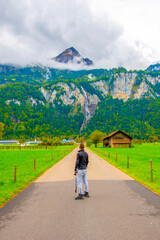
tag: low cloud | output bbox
[0,0,151,70]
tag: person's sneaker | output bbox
[83,192,89,198]
[75,194,84,200]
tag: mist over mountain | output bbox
[53,47,93,66]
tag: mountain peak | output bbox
[146,63,160,72]
[68,47,79,53]
[53,47,93,66]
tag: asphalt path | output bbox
[0,147,160,240]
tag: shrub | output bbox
[86,139,92,147]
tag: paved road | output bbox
[0,147,160,240]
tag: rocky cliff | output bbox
[38,70,159,131]
[0,64,160,133]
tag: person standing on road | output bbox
[74,143,89,200]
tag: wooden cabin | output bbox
[103,130,132,148]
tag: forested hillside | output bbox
[0,64,160,140]
[0,83,84,139]
[82,97,160,139]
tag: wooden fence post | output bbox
[108,152,110,159]
[51,153,53,160]
[150,159,153,182]
[127,156,129,168]
[14,166,17,183]
[34,158,36,171]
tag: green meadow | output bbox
[89,143,160,195]
[0,145,76,206]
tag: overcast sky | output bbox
[0,0,160,70]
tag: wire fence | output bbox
[0,146,75,205]
[89,146,160,186]
[0,145,65,150]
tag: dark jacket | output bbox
[75,149,89,171]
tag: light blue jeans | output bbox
[77,169,88,195]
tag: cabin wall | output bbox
[112,143,130,148]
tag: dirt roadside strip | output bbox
[0,147,160,240]
[35,147,133,182]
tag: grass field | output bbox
[89,143,160,195]
[0,145,77,206]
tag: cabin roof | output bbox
[103,130,132,140]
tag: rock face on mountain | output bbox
[38,70,160,131]
[0,63,160,134]
[40,83,99,132]
[53,47,93,66]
